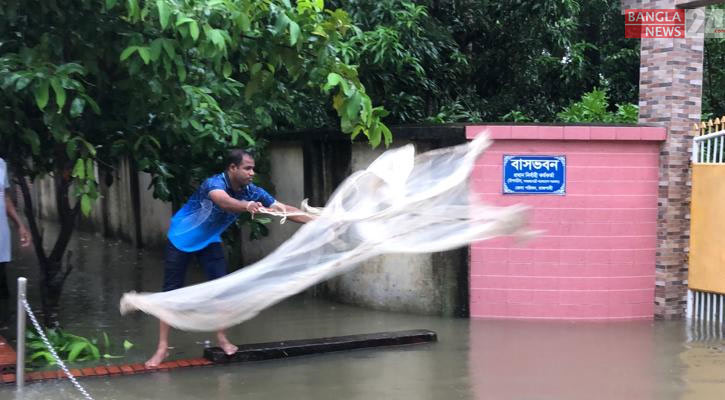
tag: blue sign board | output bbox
[503,155,566,195]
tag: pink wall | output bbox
[467,125,666,320]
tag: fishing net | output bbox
[120,134,531,331]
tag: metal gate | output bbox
[687,119,725,337]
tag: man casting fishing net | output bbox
[121,135,531,364]
[143,149,313,367]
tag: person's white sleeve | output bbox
[2,162,9,189]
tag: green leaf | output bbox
[189,21,199,41]
[161,39,175,58]
[86,159,95,180]
[190,119,203,131]
[157,0,170,29]
[145,135,161,149]
[340,80,353,96]
[123,339,134,351]
[238,130,254,145]
[29,351,54,363]
[323,73,342,92]
[175,16,194,26]
[70,97,85,118]
[83,139,97,156]
[360,96,372,125]
[371,106,389,119]
[66,139,78,159]
[127,0,140,20]
[67,341,88,362]
[223,62,233,78]
[57,63,86,76]
[72,158,85,179]
[314,0,324,10]
[274,13,290,35]
[81,194,92,217]
[23,129,40,155]
[208,29,225,50]
[103,332,110,350]
[133,136,145,152]
[289,21,300,45]
[350,125,363,140]
[380,123,392,147]
[238,12,250,32]
[244,78,260,100]
[89,343,101,359]
[150,39,163,61]
[369,124,382,148]
[81,94,101,114]
[177,62,187,82]
[120,46,138,61]
[26,341,46,350]
[50,78,66,110]
[34,80,49,110]
[2,74,20,90]
[344,91,362,120]
[250,63,263,76]
[137,47,151,64]
[15,76,31,91]
[106,0,118,9]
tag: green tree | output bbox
[702,3,725,119]
[704,39,725,119]
[334,0,639,123]
[329,0,477,123]
[0,0,389,323]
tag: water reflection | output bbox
[678,319,725,400]
[469,320,662,400]
[1,226,724,399]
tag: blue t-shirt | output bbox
[167,173,275,252]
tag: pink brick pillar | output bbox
[622,0,705,318]
[467,125,666,320]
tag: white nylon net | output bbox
[119,134,531,331]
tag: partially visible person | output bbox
[145,149,313,367]
[0,157,31,325]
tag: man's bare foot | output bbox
[216,331,238,356]
[217,335,238,355]
[219,341,238,355]
[145,347,169,368]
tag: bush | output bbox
[26,327,133,367]
[556,88,638,123]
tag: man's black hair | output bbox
[225,148,254,167]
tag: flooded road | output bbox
[1,228,725,399]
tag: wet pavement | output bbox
[1,226,725,399]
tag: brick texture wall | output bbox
[633,0,704,319]
[467,126,665,320]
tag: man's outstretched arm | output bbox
[209,189,264,214]
[268,202,315,224]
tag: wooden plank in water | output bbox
[204,329,437,363]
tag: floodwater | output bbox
[2,227,725,399]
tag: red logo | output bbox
[625,9,685,38]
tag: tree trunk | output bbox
[17,173,76,327]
